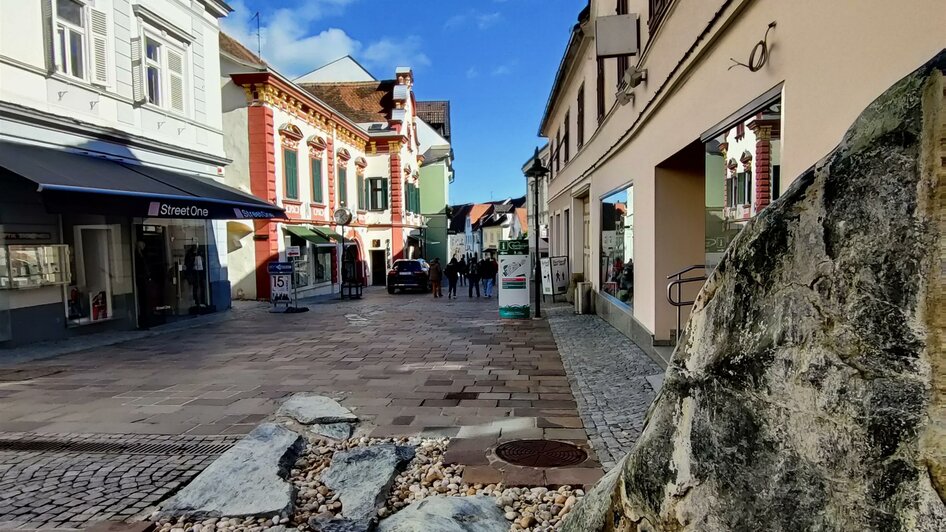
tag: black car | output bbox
[387,259,430,293]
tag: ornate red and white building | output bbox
[219,34,424,300]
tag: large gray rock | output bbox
[157,423,304,519]
[322,445,415,522]
[277,394,357,424]
[377,496,507,532]
[308,422,354,441]
[307,517,374,532]
[564,52,946,531]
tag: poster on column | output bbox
[498,239,530,319]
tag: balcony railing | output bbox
[649,0,672,34]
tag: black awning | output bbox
[0,142,284,220]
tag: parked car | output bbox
[387,259,430,293]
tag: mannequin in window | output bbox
[184,244,204,307]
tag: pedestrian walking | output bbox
[445,258,459,299]
[458,257,467,287]
[478,257,493,298]
[467,256,480,297]
[429,258,444,298]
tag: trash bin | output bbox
[575,282,593,314]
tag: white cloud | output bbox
[444,9,503,31]
[491,59,517,76]
[222,0,429,77]
[466,67,479,79]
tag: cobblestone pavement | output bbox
[0,433,241,529]
[0,288,600,525]
[545,305,664,470]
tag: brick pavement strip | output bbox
[544,305,664,471]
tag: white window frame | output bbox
[140,29,189,116]
[54,0,88,81]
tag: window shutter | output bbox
[312,159,323,203]
[130,37,146,103]
[356,175,364,210]
[89,8,109,86]
[167,48,185,113]
[41,0,57,74]
[284,150,298,199]
[381,178,389,210]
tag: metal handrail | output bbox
[666,265,707,346]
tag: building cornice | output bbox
[232,71,369,151]
[0,101,230,167]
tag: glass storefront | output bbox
[704,99,782,271]
[134,219,211,327]
[61,214,131,327]
[600,186,634,309]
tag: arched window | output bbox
[279,124,303,200]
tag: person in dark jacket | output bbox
[445,258,460,299]
[478,256,494,298]
[467,255,480,297]
[458,257,467,287]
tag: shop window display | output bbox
[600,186,634,308]
[135,220,211,328]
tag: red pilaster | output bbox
[249,105,278,300]
[389,143,404,259]
[753,128,772,213]
[327,136,336,215]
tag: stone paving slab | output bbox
[0,433,241,529]
[544,305,664,471]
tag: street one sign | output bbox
[498,239,530,319]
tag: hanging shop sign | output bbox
[498,239,530,319]
[268,261,292,307]
[287,245,301,258]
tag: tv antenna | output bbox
[250,12,262,61]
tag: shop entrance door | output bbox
[134,225,168,328]
[370,250,386,285]
[582,198,591,278]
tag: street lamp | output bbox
[524,147,548,319]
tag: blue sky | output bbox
[222,0,583,204]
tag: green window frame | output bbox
[356,174,365,210]
[366,177,388,211]
[338,166,348,206]
[283,148,298,200]
[311,157,323,203]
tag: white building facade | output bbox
[0,0,282,348]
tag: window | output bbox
[596,57,606,122]
[648,0,672,35]
[283,148,298,199]
[616,0,630,84]
[555,129,561,172]
[366,178,388,211]
[736,171,751,205]
[772,165,781,201]
[337,166,348,206]
[563,111,570,164]
[55,0,85,79]
[600,186,634,308]
[576,84,585,148]
[356,174,365,210]
[311,158,323,203]
[142,35,186,113]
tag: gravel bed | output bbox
[154,435,584,532]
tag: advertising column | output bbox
[498,239,530,319]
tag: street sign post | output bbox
[498,239,530,319]
[268,261,292,311]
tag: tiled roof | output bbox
[416,101,451,140]
[449,203,473,233]
[219,32,265,67]
[469,204,492,225]
[516,208,528,230]
[298,81,396,123]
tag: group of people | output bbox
[428,255,499,299]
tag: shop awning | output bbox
[284,225,329,244]
[0,142,284,220]
[313,226,344,241]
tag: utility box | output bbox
[575,281,593,314]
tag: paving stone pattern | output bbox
[0,432,241,529]
[545,305,664,470]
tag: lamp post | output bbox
[524,147,548,319]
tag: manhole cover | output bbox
[495,440,587,468]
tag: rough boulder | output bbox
[564,52,946,531]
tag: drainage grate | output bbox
[0,439,234,455]
[495,440,588,468]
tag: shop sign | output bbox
[148,202,209,218]
[498,239,530,319]
[287,245,301,258]
[3,232,52,241]
[541,256,569,295]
